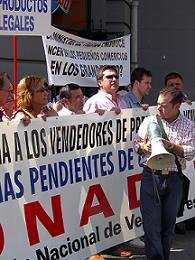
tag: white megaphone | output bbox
[146,122,175,170]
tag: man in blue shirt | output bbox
[123,67,152,250]
[124,67,152,110]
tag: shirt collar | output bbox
[98,90,119,100]
[162,112,182,125]
[126,91,140,105]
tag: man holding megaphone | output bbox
[133,86,195,260]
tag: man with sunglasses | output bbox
[85,66,130,259]
[83,65,127,114]
[0,72,12,121]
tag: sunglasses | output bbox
[104,74,119,80]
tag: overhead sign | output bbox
[0,0,51,35]
[42,26,131,87]
[52,0,72,14]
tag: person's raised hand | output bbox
[110,107,121,114]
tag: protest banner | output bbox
[42,26,131,87]
[0,103,194,259]
[0,0,51,35]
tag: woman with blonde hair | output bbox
[13,75,58,124]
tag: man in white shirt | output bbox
[57,83,84,116]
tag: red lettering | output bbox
[127,173,142,209]
[24,195,64,245]
[80,184,114,226]
[0,224,4,255]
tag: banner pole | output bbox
[13,35,17,111]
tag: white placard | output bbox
[42,26,131,86]
[0,0,51,35]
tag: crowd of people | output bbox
[0,66,195,260]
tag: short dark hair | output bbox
[131,67,152,86]
[159,86,183,105]
[59,83,81,100]
[96,65,118,80]
[164,72,183,86]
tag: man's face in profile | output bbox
[0,75,11,106]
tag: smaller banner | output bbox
[42,26,131,86]
[0,0,51,35]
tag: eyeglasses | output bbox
[34,87,49,93]
[104,74,119,80]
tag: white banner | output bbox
[42,26,131,86]
[0,0,51,35]
[0,103,194,259]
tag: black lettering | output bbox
[95,122,102,147]
[36,246,50,260]
[25,131,33,159]
[51,60,62,75]
[76,124,83,150]
[82,124,89,149]
[69,126,76,151]
[107,120,113,144]
[31,130,40,158]
[40,128,47,157]
[2,134,11,163]
[88,123,96,148]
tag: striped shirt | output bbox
[133,113,195,171]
